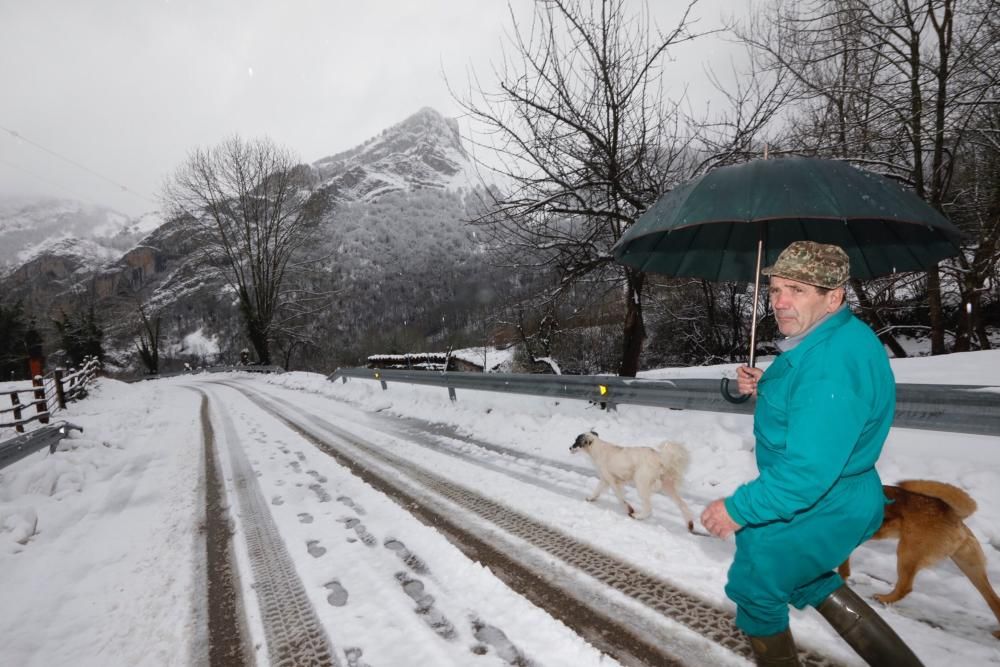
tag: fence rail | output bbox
[1,357,101,433]
[329,367,1000,438]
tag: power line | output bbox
[0,157,145,213]
[0,157,79,194]
[1,124,157,207]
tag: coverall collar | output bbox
[775,304,852,364]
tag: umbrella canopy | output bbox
[613,157,962,281]
[612,156,963,402]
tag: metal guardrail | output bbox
[0,421,83,471]
[133,364,286,381]
[329,367,1000,438]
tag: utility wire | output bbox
[1,124,157,207]
[0,156,79,194]
[0,156,147,214]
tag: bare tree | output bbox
[691,46,793,173]
[456,0,708,376]
[162,136,323,366]
[134,304,161,375]
[949,94,1000,350]
[734,0,1000,354]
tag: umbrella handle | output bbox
[721,228,763,406]
[720,377,752,404]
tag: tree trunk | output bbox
[952,296,971,353]
[281,341,300,371]
[975,314,991,351]
[926,265,947,355]
[850,279,907,358]
[965,236,998,352]
[246,317,271,366]
[954,269,987,353]
[618,269,646,377]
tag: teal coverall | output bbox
[723,306,895,636]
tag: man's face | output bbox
[768,276,842,337]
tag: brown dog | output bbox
[839,479,1000,638]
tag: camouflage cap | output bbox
[761,241,850,289]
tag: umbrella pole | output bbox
[721,231,764,404]
[747,235,764,369]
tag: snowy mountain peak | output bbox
[0,197,140,271]
[312,107,474,202]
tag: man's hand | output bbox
[736,365,763,397]
[701,498,742,539]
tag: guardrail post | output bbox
[11,393,24,433]
[593,383,616,411]
[54,368,67,409]
[448,386,457,402]
[32,375,49,424]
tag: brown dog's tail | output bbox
[897,479,978,519]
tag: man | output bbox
[700,241,923,666]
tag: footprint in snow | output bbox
[289,461,302,473]
[298,513,314,524]
[271,496,284,506]
[472,618,533,666]
[309,483,331,503]
[396,572,456,640]
[307,470,328,483]
[337,496,366,515]
[344,647,371,667]
[307,540,326,558]
[338,517,376,546]
[324,580,349,606]
[384,538,429,575]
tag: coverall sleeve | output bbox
[724,375,868,526]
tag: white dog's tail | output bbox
[656,441,689,480]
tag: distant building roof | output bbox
[367,346,514,372]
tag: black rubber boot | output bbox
[816,585,924,666]
[748,628,801,666]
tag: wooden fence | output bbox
[0,357,100,433]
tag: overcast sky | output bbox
[0,0,741,218]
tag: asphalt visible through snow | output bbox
[198,392,254,666]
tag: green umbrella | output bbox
[612,156,962,400]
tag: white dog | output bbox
[570,431,694,532]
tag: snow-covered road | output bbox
[3,365,1000,667]
[196,377,751,666]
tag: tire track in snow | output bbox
[200,388,341,667]
[198,391,254,666]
